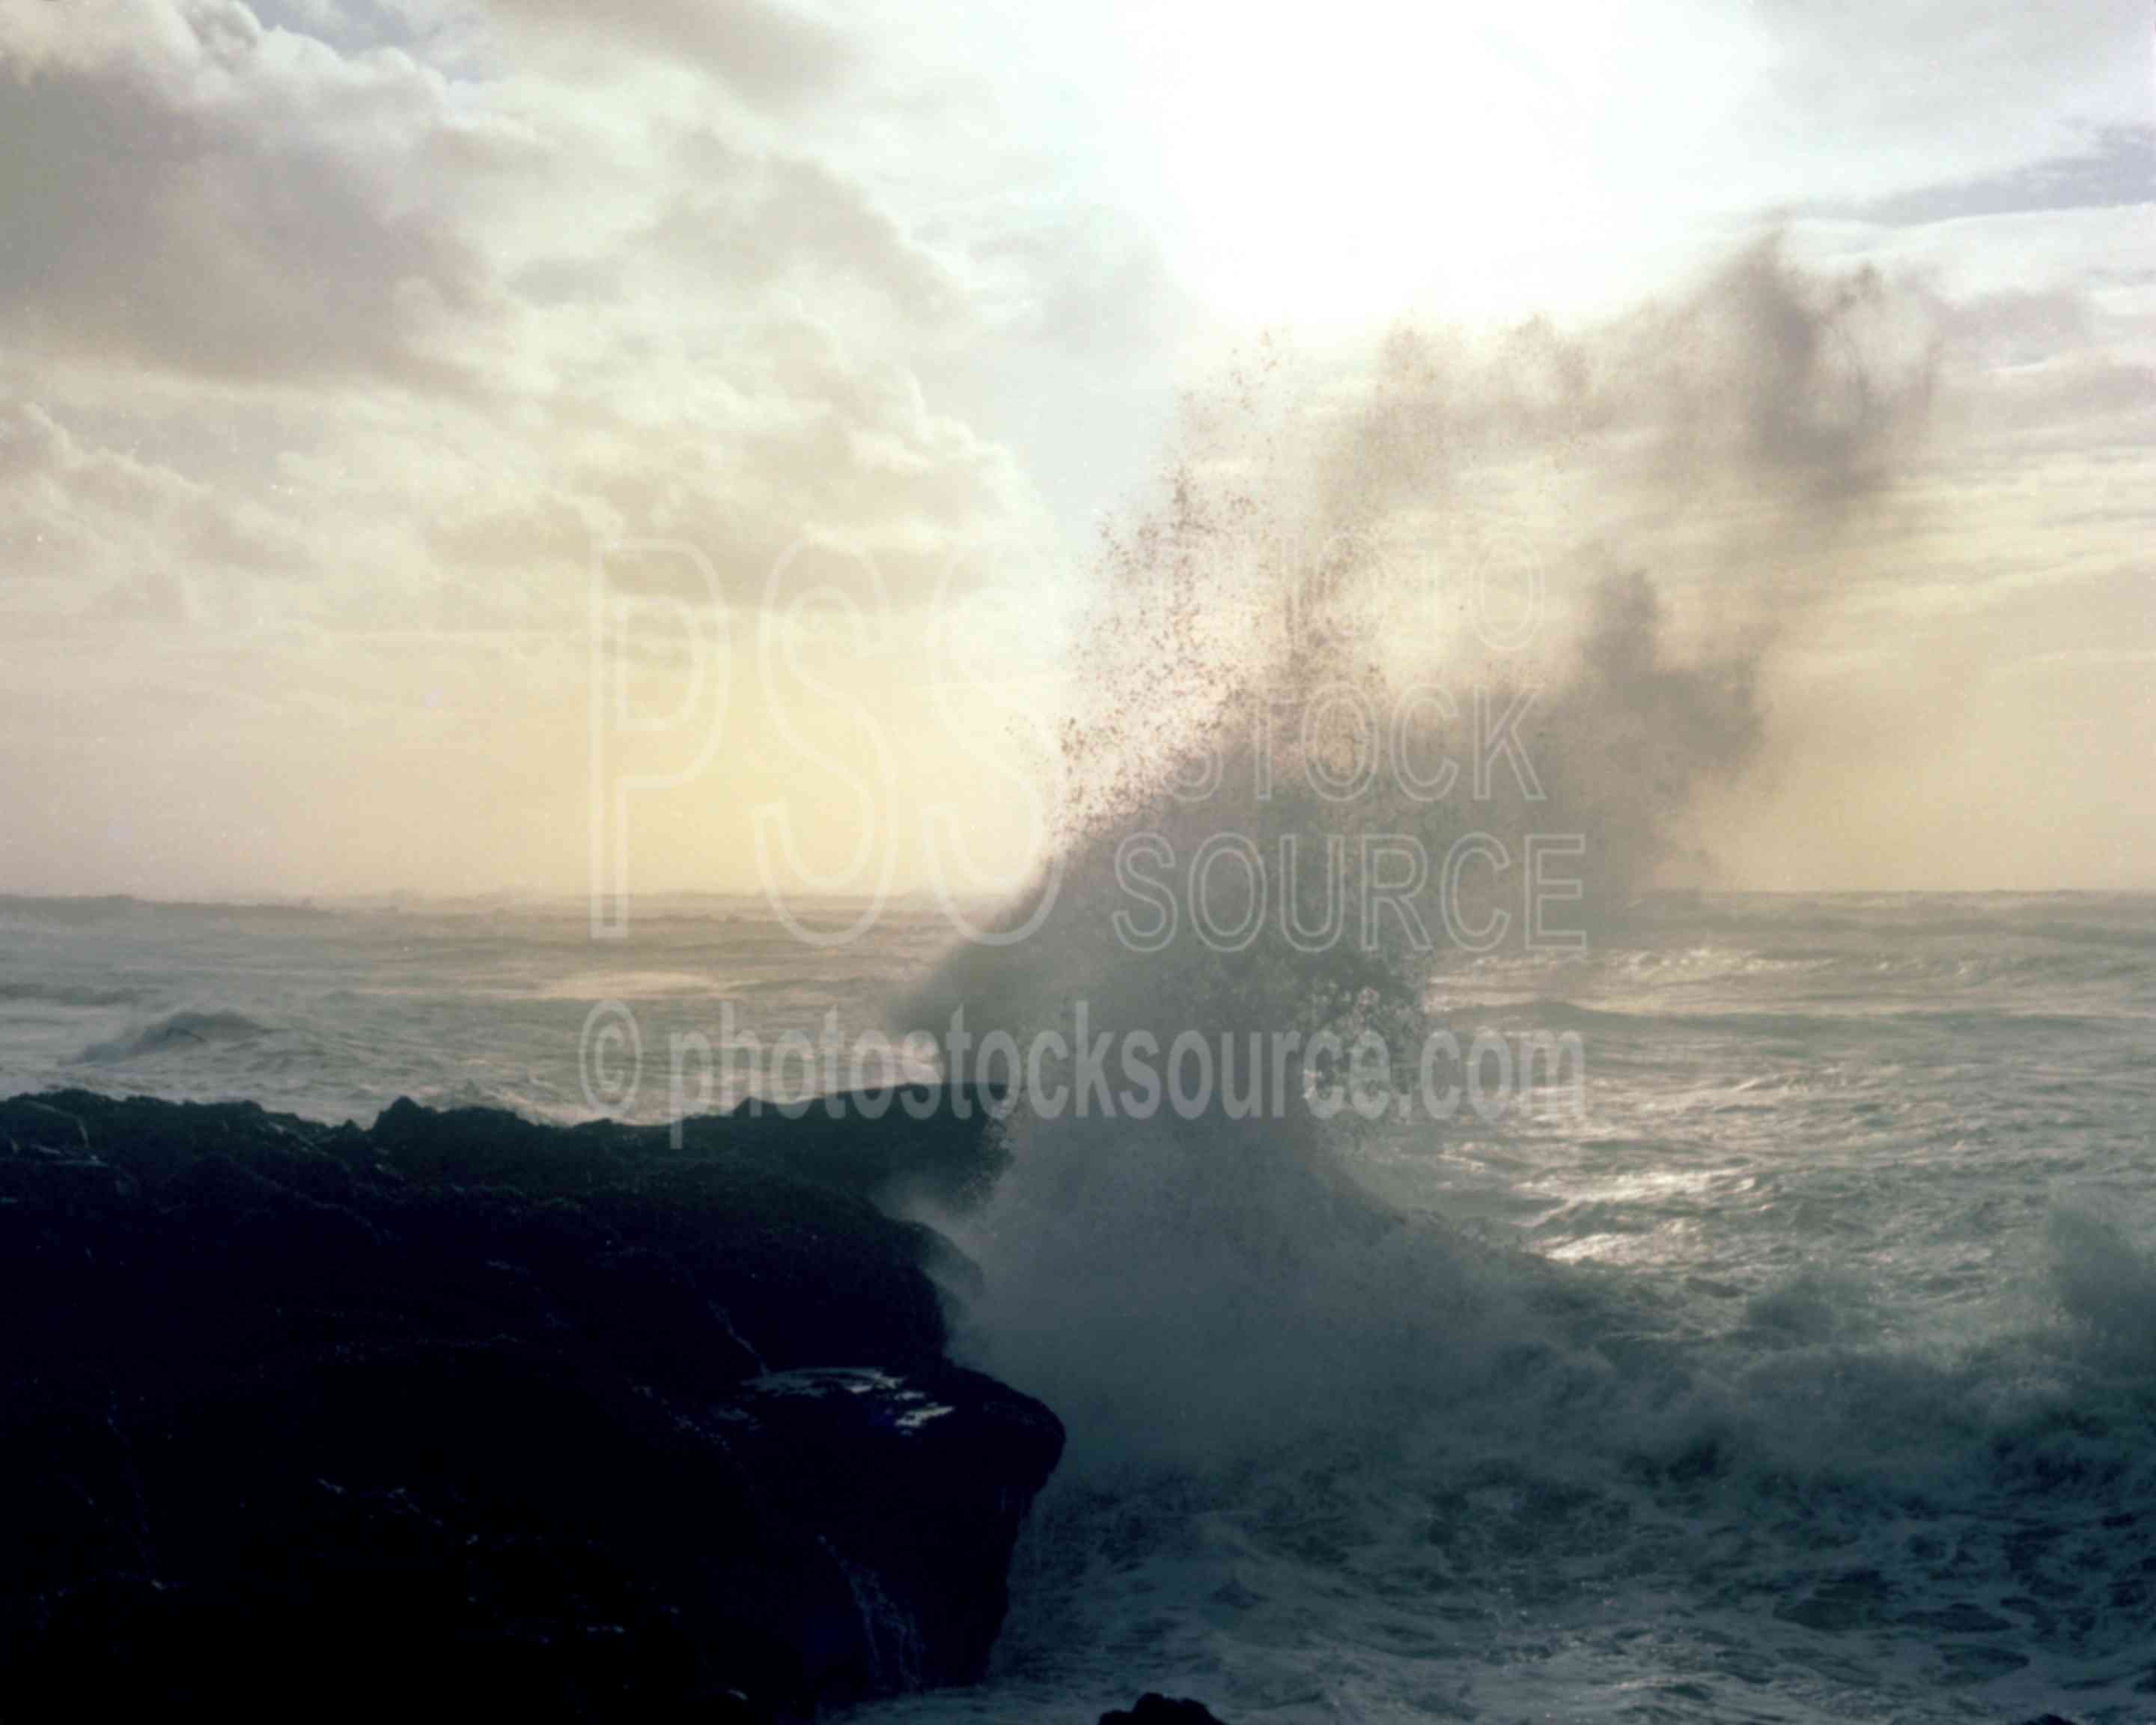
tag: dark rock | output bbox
[1100,1697,1230,1724]
[362,1083,1014,1215]
[728,1365,1064,1691]
[716,1080,1014,1211]
[0,1088,1061,1718]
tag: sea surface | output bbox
[4,891,2155,1723]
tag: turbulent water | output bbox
[5,890,2155,1722]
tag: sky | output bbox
[0,0,2150,899]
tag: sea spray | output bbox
[894,239,1941,1458]
[853,246,2156,1718]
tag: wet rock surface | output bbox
[0,1088,1059,1718]
[1099,1697,1230,1724]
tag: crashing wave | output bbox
[72,1008,275,1065]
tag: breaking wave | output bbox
[72,1008,276,1065]
[865,246,2156,1721]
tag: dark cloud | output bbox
[0,18,487,386]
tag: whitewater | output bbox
[5,889,2155,1722]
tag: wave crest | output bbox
[72,1008,275,1066]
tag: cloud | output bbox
[482,0,848,106]
[505,314,1038,606]
[0,1,489,385]
[646,133,958,325]
[0,400,305,596]
[1,0,2138,896]
[1752,0,2146,181]
[0,0,1062,634]
[1799,127,2156,228]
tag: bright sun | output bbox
[1097,0,1774,330]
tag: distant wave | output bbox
[0,895,144,927]
[0,981,144,1008]
[0,895,338,929]
[72,1008,275,1065]
[1478,997,2130,1038]
[1632,898,2156,952]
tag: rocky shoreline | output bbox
[0,1086,1059,1718]
[0,1086,2086,1725]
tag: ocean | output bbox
[5,890,2154,1722]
